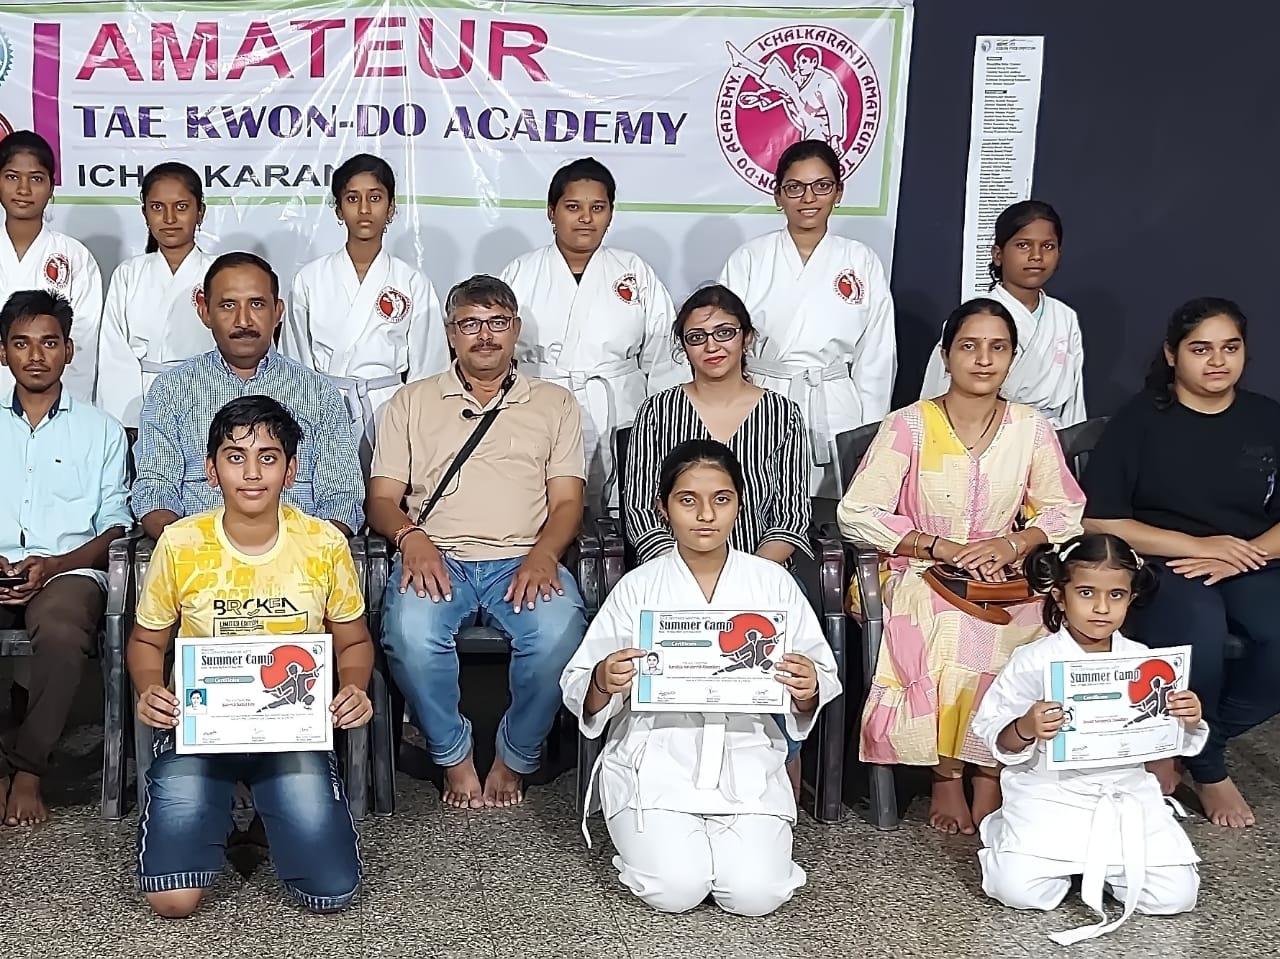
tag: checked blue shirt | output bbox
[131,348,364,530]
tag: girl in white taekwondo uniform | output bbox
[718,138,896,497]
[972,534,1205,945]
[283,153,449,465]
[561,440,840,917]
[96,162,216,428]
[500,157,681,512]
[921,200,1086,427]
[0,131,103,402]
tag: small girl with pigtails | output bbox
[970,533,1207,944]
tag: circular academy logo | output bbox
[44,253,70,290]
[834,269,865,305]
[718,26,882,194]
[0,30,14,90]
[613,274,638,304]
[377,287,411,323]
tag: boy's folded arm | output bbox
[328,616,374,692]
[127,623,174,692]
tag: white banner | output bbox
[0,0,911,302]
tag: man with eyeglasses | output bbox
[368,274,588,809]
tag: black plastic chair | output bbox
[597,427,851,825]
[366,525,604,817]
[822,423,898,830]
[126,535,373,820]
[1057,417,1249,662]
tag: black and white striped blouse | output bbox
[623,385,812,563]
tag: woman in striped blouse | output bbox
[623,283,812,565]
[623,284,814,793]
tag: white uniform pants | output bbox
[606,809,805,917]
[980,849,1199,916]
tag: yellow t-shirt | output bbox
[136,505,365,637]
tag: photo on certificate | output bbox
[1044,645,1192,771]
[172,634,335,755]
[631,610,789,713]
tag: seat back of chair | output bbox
[835,422,882,491]
[1056,416,1110,483]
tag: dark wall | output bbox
[891,0,1279,412]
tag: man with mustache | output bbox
[368,274,587,810]
[132,251,363,539]
[0,290,131,826]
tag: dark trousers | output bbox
[0,575,104,778]
[1127,563,1280,783]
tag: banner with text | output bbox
[0,0,912,299]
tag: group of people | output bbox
[0,124,1275,942]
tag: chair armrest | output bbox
[813,523,847,621]
[851,541,883,625]
[132,536,158,607]
[816,523,883,623]
[575,522,603,617]
[596,517,625,599]
[105,525,144,618]
[368,534,390,618]
[347,533,368,599]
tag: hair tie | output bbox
[1058,541,1082,562]
[1131,549,1144,569]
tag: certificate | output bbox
[1044,645,1192,771]
[631,610,790,713]
[173,634,334,755]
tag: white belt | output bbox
[748,358,849,466]
[322,372,403,435]
[1049,788,1146,945]
[139,359,184,375]
[525,356,640,510]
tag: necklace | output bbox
[940,399,999,451]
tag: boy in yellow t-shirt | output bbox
[127,395,373,918]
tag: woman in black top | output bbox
[1083,297,1280,828]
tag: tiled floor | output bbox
[3,669,1280,958]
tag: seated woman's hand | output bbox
[1167,557,1240,585]
[1197,535,1268,572]
[137,685,180,729]
[947,538,1017,582]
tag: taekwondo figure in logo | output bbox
[713,613,784,675]
[257,645,323,713]
[1125,659,1177,726]
[725,42,848,151]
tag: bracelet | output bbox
[393,524,425,550]
[591,663,610,696]
[1012,717,1035,744]
[928,535,939,559]
[912,531,923,558]
[1004,535,1019,561]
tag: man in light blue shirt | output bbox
[132,252,364,539]
[0,290,132,826]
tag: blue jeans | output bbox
[1127,563,1280,783]
[136,732,360,912]
[380,554,586,775]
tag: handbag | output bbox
[922,563,1033,626]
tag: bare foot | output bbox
[1147,758,1181,795]
[928,776,975,835]
[442,756,485,809]
[4,771,48,826]
[1195,778,1255,828]
[786,757,802,802]
[970,769,1002,827]
[482,756,525,808]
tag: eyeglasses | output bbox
[779,178,837,199]
[681,326,742,347]
[449,314,515,335]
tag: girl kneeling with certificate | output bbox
[560,440,840,916]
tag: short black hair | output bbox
[332,153,396,203]
[444,274,518,322]
[657,439,746,504]
[0,289,73,341]
[939,297,1018,354]
[206,395,303,461]
[547,157,616,207]
[0,130,56,178]
[203,251,280,303]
